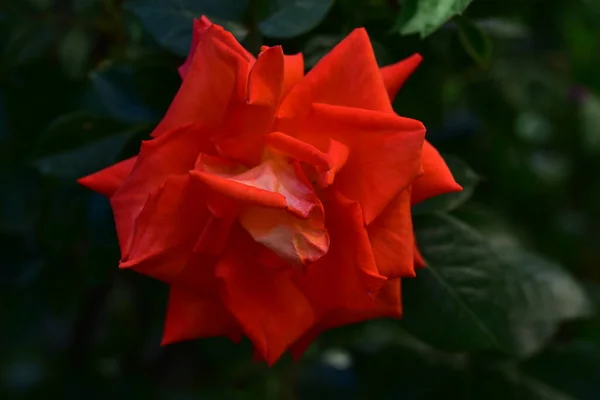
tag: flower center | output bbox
[196,142,333,267]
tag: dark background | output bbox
[2,0,600,399]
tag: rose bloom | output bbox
[79,16,461,365]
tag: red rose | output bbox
[79,17,461,365]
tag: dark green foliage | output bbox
[2,0,600,399]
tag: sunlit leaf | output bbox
[397,0,474,38]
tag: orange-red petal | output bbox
[214,47,285,165]
[178,16,213,79]
[301,103,426,224]
[162,286,242,345]
[297,191,386,317]
[380,53,423,101]
[120,174,221,293]
[78,157,137,197]
[152,24,246,138]
[414,241,426,268]
[260,46,304,100]
[411,141,462,205]
[216,226,315,365]
[110,124,212,258]
[277,28,393,133]
[193,154,329,265]
[367,189,417,278]
[281,53,304,100]
[290,278,402,359]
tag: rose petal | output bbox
[193,213,236,256]
[178,16,213,79]
[302,103,426,224]
[239,202,329,266]
[216,226,315,365]
[264,132,349,188]
[260,46,304,100]
[380,53,423,101]
[215,47,285,165]
[289,278,402,359]
[277,28,393,133]
[367,189,417,278]
[411,141,463,205]
[248,46,285,107]
[120,174,221,293]
[78,157,137,197]
[193,154,329,265]
[414,241,426,268]
[191,169,288,210]
[152,24,245,138]
[111,124,212,259]
[282,53,304,100]
[162,286,242,345]
[296,191,387,317]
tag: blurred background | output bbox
[2,0,600,398]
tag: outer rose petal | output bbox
[411,141,463,205]
[414,242,426,268]
[178,17,254,81]
[119,174,222,294]
[301,103,425,224]
[162,286,242,345]
[111,124,213,258]
[367,189,417,278]
[289,278,402,359]
[380,54,423,101]
[178,16,213,79]
[277,28,393,133]
[296,192,386,317]
[152,24,246,138]
[77,157,136,197]
[216,226,315,365]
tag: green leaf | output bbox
[471,363,578,400]
[302,34,341,68]
[455,15,492,67]
[580,92,600,152]
[397,0,474,38]
[402,214,591,357]
[0,90,10,141]
[34,130,137,180]
[33,111,131,158]
[475,18,529,39]
[522,343,600,400]
[58,26,95,79]
[412,155,480,214]
[124,0,249,56]
[4,21,57,65]
[258,0,335,39]
[31,111,147,180]
[84,62,160,123]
